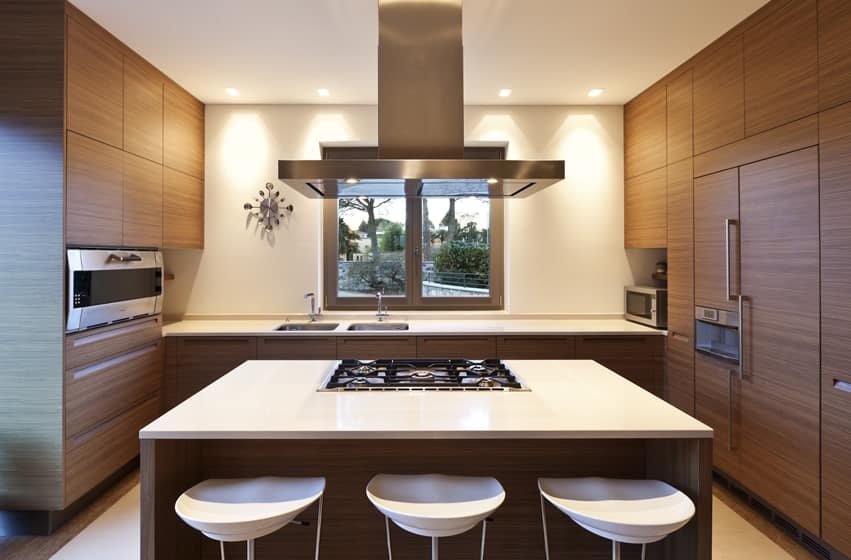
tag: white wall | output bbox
[163,104,663,317]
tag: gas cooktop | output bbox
[319,359,529,392]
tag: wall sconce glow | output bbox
[345,178,358,184]
[486,178,498,184]
[317,88,330,97]
[498,89,512,97]
[587,88,605,97]
[224,87,240,97]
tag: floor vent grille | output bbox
[801,534,831,560]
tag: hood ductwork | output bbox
[278,0,564,198]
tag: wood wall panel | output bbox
[123,152,163,248]
[666,71,693,164]
[693,35,744,154]
[818,0,851,111]
[66,131,124,246]
[693,169,739,312]
[743,0,818,136]
[822,372,851,557]
[624,85,667,178]
[625,167,667,248]
[164,83,205,179]
[66,16,123,148]
[163,167,204,248]
[124,55,164,163]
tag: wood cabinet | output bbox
[124,54,163,163]
[666,71,693,164]
[743,0,817,136]
[164,83,205,179]
[171,337,257,407]
[822,372,851,557]
[336,336,418,360]
[576,336,664,396]
[123,152,163,247]
[496,336,575,359]
[66,16,123,149]
[693,34,744,154]
[66,131,124,246]
[694,353,738,474]
[666,333,695,414]
[693,168,739,312]
[624,84,666,178]
[163,167,204,249]
[738,147,820,534]
[624,167,666,248]
[257,337,337,360]
[417,336,497,359]
[818,0,851,111]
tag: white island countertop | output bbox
[141,360,710,440]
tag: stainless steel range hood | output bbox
[278,0,564,198]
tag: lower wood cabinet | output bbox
[576,336,664,396]
[336,336,418,360]
[666,332,695,415]
[167,337,257,407]
[822,372,851,557]
[417,336,496,359]
[257,336,336,360]
[694,352,738,475]
[496,336,575,359]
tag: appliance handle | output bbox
[737,294,744,380]
[834,380,851,393]
[107,253,143,263]
[728,369,735,450]
[725,218,737,300]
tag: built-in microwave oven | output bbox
[67,248,163,333]
[624,286,667,328]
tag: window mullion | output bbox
[406,196,421,307]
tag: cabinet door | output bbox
[164,83,204,179]
[743,0,817,136]
[174,337,257,404]
[163,167,204,248]
[822,373,851,557]
[818,0,851,111]
[667,158,694,336]
[666,71,693,164]
[693,168,739,312]
[257,337,337,360]
[576,336,664,396]
[666,333,695,415]
[625,167,666,248]
[694,353,738,474]
[739,147,820,534]
[124,55,163,163]
[417,336,497,359]
[337,336,417,360]
[496,336,575,359]
[123,152,163,248]
[67,17,123,148]
[66,131,124,246]
[693,34,744,154]
[624,84,666,179]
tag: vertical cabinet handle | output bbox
[737,294,745,380]
[725,218,737,301]
[728,369,735,451]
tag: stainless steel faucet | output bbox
[305,292,320,322]
[376,291,390,322]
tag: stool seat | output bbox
[175,476,325,542]
[367,474,505,538]
[538,477,695,545]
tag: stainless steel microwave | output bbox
[624,286,667,328]
[67,248,163,333]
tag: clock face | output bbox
[244,183,293,232]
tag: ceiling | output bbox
[73,0,768,105]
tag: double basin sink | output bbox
[275,322,409,332]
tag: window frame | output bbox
[322,147,505,311]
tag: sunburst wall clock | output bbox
[243,182,294,231]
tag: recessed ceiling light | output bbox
[224,87,240,97]
[498,88,512,97]
[587,88,605,97]
[317,88,330,97]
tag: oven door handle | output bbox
[107,253,143,263]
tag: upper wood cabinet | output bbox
[624,84,666,178]
[693,35,744,154]
[625,167,666,248]
[67,17,123,149]
[666,71,693,164]
[124,55,163,163]
[743,0,817,136]
[123,152,163,248]
[164,83,205,179]
[66,131,124,247]
[666,158,694,337]
[818,0,851,111]
[163,167,204,248]
[693,168,739,312]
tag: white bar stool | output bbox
[538,477,695,560]
[366,473,505,560]
[175,476,325,560]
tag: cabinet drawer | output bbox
[257,337,337,360]
[66,315,162,370]
[66,340,163,438]
[576,335,663,359]
[497,336,575,359]
[337,336,417,359]
[417,336,497,359]
[65,395,159,505]
[822,372,851,557]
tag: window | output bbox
[323,148,504,310]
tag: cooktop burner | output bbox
[320,359,528,391]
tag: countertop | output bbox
[140,359,710,440]
[161,317,666,337]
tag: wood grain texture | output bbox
[666,333,695,415]
[65,315,162,370]
[819,102,851,384]
[336,336,418,359]
[66,15,123,148]
[576,336,664,396]
[172,337,257,407]
[743,0,817,136]
[417,336,497,359]
[256,336,337,359]
[123,151,163,247]
[123,54,163,163]
[822,371,851,557]
[66,131,124,246]
[693,168,739,312]
[739,147,820,534]
[819,0,851,111]
[693,114,818,177]
[625,167,667,248]
[693,34,744,154]
[496,336,575,359]
[0,0,66,511]
[163,167,204,248]
[164,83,204,179]
[694,353,738,476]
[666,71,693,164]
[666,158,694,337]
[624,84,667,178]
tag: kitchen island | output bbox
[140,359,712,560]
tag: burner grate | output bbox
[322,359,526,391]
